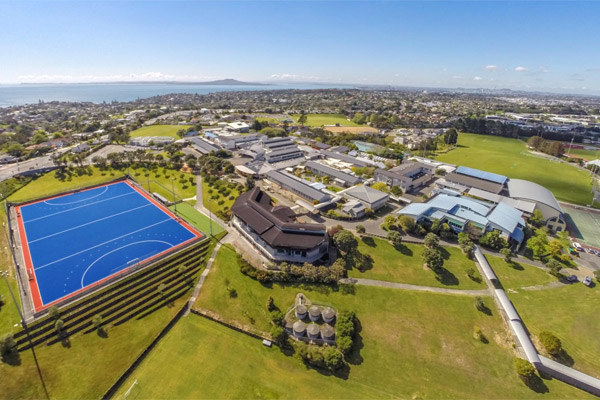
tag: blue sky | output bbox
[0,1,599,94]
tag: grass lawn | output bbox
[0,294,191,399]
[8,166,125,203]
[129,125,191,140]
[169,202,225,236]
[348,237,485,290]
[565,147,600,161]
[201,179,239,216]
[0,202,22,333]
[508,284,600,379]
[130,167,196,202]
[434,133,593,206]
[487,256,556,289]
[186,244,589,398]
[290,113,359,128]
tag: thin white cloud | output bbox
[451,75,464,80]
[269,73,320,81]
[515,66,529,72]
[473,76,483,81]
[586,68,600,73]
[16,72,217,83]
[570,73,585,81]
[484,65,498,71]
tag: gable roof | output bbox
[345,185,390,204]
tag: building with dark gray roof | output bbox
[265,170,331,204]
[188,137,220,154]
[305,161,362,187]
[438,172,504,194]
[265,146,305,163]
[319,149,370,168]
[231,187,329,263]
[374,161,434,192]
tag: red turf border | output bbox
[14,180,204,313]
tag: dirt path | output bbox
[339,277,491,296]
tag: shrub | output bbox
[387,231,403,247]
[474,297,486,313]
[48,305,60,320]
[539,331,562,356]
[355,225,366,234]
[545,259,563,278]
[424,233,439,249]
[466,268,478,281]
[323,347,345,371]
[479,231,508,250]
[500,248,513,263]
[473,326,486,342]
[269,325,286,346]
[266,296,275,311]
[514,358,537,380]
[228,287,238,298]
[397,215,416,233]
[270,310,284,326]
[337,335,353,355]
[0,333,17,355]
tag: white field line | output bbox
[29,204,153,244]
[44,186,108,206]
[34,218,173,271]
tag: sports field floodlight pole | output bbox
[208,196,213,237]
[171,178,177,212]
[0,270,50,400]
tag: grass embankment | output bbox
[290,113,359,128]
[565,147,599,161]
[129,125,191,140]
[434,133,593,206]
[0,202,22,333]
[119,244,589,399]
[487,256,556,289]
[509,284,600,379]
[170,202,225,236]
[130,167,196,202]
[348,237,485,290]
[8,166,125,203]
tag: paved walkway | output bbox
[339,277,490,296]
[184,241,223,316]
[194,175,226,227]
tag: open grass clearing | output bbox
[290,113,359,128]
[0,202,22,333]
[129,125,191,140]
[130,167,196,202]
[170,201,225,236]
[487,256,556,289]
[508,284,600,379]
[348,236,486,290]
[201,179,239,216]
[434,133,593,206]
[186,244,588,398]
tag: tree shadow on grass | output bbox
[394,243,413,256]
[438,247,451,260]
[360,236,376,248]
[520,374,549,394]
[345,319,364,366]
[509,261,525,271]
[97,327,108,339]
[554,349,575,367]
[1,350,21,366]
[435,267,459,286]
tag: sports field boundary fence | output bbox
[190,308,273,343]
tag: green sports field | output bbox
[435,133,594,206]
[290,113,359,127]
[169,202,225,236]
[129,125,191,139]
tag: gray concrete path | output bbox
[339,277,490,296]
[184,241,222,316]
[194,174,226,227]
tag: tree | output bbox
[526,228,549,259]
[443,128,458,145]
[458,232,474,257]
[474,296,486,312]
[397,215,416,234]
[266,296,275,312]
[387,231,403,247]
[269,326,286,346]
[539,331,562,356]
[370,181,390,193]
[355,225,366,234]
[547,240,563,258]
[479,230,508,250]
[6,143,24,157]
[55,319,65,335]
[545,259,563,277]
[352,112,366,125]
[0,334,17,356]
[323,347,345,371]
[336,335,353,355]
[383,215,397,230]
[297,111,308,126]
[333,230,358,255]
[48,305,60,320]
[245,176,255,191]
[424,233,439,250]
[514,358,537,381]
[422,247,443,271]
[390,185,403,196]
[529,209,544,227]
[158,283,167,296]
[500,248,513,263]
[527,135,545,150]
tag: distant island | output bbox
[20,78,271,86]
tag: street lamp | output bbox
[170,178,177,212]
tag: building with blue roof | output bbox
[456,166,508,185]
[398,193,526,247]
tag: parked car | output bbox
[583,276,593,287]
[567,275,578,283]
[572,242,584,252]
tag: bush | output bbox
[539,331,562,356]
[474,296,486,313]
[48,305,60,320]
[387,231,402,247]
[355,225,366,234]
[479,231,508,250]
[269,325,286,346]
[266,296,275,311]
[397,215,416,233]
[0,333,17,355]
[323,347,345,371]
[466,268,478,281]
[514,358,537,380]
[228,287,238,298]
[473,326,486,342]
[270,310,284,325]
[337,335,353,355]
[424,233,439,249]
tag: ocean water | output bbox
[0,83,353,107]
